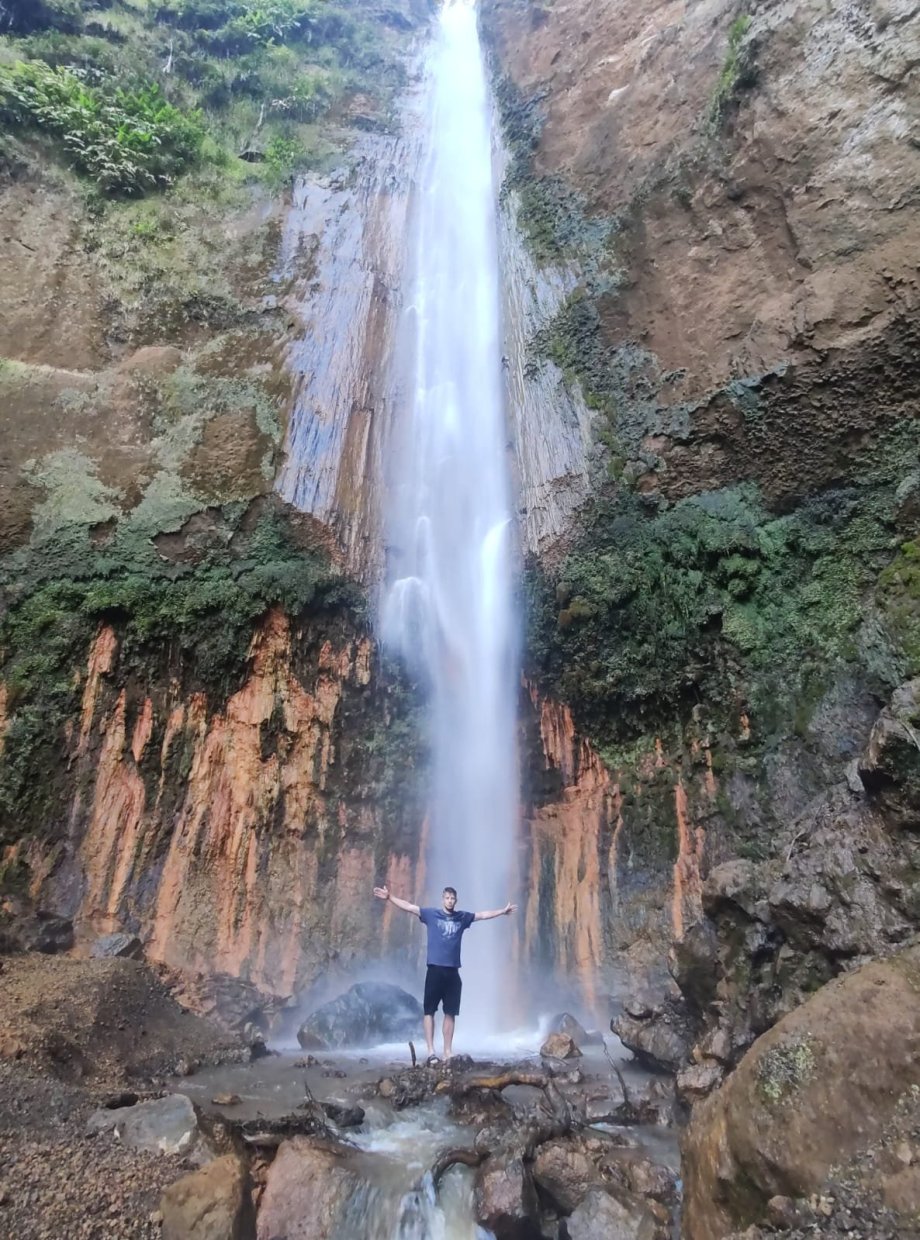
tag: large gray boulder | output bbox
[87,1093,200,1155]
[296,982,422,1050]
[565,1189,661,1240]
[90,932,143,960]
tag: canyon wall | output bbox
[485,0,920,1067]
[0,0,433,1002]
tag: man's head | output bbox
[441,886,457,911]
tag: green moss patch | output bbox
[526,483,899,748]
[757,1033,816,1105]
[0,499,359,842]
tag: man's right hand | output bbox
[373,886,389,901]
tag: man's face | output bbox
[442,889,457,912]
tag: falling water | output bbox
[382,0,518,1032]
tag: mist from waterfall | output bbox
[382,0,518,1033]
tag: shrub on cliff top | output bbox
[0,60,205,192]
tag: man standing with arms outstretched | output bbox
[373,883,516,1064]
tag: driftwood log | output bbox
[435,1069,573,1125]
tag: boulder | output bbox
[682,945,920,1239]
[533,1138,601,1213]
[296,982,422,1049]
[565,1188,661,1240]
[548,1012,602,1047]
[540,1032,582,1060]
[21,912,73,955]
[160,1155,254,1240]
[256,1135,389,1239]
[90,932,143,960]
[611,1000,691,1074]
[321,1099,366,1128]
[87,1093,200,1155]
[474,1151,540,1239]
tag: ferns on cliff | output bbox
[0,60,205,192]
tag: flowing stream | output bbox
[382,0,518,1033]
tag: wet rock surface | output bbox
[296,981,423,1050]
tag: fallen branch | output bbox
[429,1146,486,1187]
[435,1070,549,1095]
[437,1069,573,1129]
[603,1042,634,1117]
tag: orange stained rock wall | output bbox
[520,685,720,995]
[519,688,616,1005]
[33,610,426,998]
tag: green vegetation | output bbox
[757,1033,816,1104]
[878,538,920,672]
[0,60,205,192]
[0,501,360,840]
[494,75,611,264]
[709,13,754,127]
[0,0,411,194]
[526,483,899,747]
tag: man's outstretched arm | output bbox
[473,902,517,922]
[373,885,420,916]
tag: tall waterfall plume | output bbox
[382,0,519,1032]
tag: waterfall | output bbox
[382,0,519,1033]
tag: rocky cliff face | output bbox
[0,0,432,1001]
[487,0,920,978]
[17,609,424,998]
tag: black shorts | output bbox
[423,965,462,1016]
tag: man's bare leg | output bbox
[442,1014,455,1061]
[424,1014,436,1059]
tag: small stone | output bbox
[539,1033,582,1060]
[895,1140,914,1166]
[378,1078,396,1098]
[767,1196,800,1227]
[211,1092,241,1106]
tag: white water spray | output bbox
[383,0,518,1032]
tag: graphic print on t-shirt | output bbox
[419,907,475,967]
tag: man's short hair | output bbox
[443,886,457,897]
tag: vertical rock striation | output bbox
[275,109,426,583]
[30,611,426,999]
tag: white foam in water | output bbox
[382,0,519,1037]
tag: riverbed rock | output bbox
[564,1188,661,1240]
[682,945,920,1238]
[90,932,144,960]
[160,1154,253,1240]
[474,1150,540,1239]
[255,1135,388,1240]
[296,981,422,1050]
[321,1099,365,1128]
[540,1032,582,1060]
[87,1094,201,1156]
